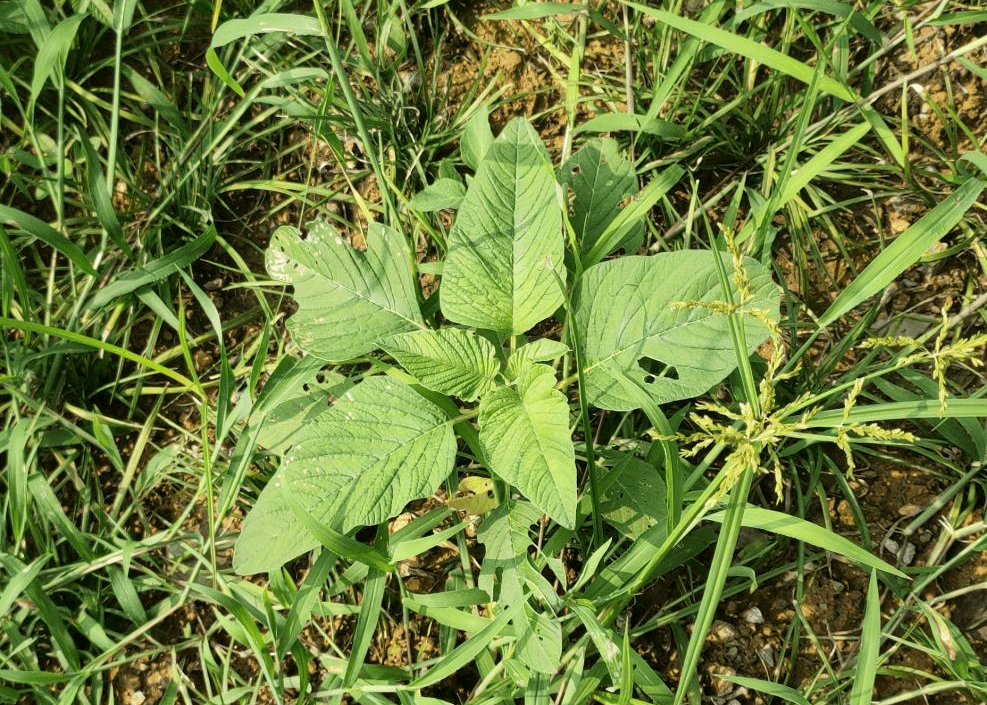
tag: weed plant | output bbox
[1,1,986,704]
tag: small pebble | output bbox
[709,620,739,643]
[742,606,764,624]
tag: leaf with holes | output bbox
[573,252,780,411]
[599,451,668,540]
[559,137,642,257]
[266,221,423,361]
[234,377,455,574]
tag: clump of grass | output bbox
[2,2,986,705]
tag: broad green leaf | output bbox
[507,338,570,379]
[267,221,423,361]
[816,176,985,329]
[448,476,498,515]
[573,252,779,411]
[599,452,668,540]
[251,366,348,455]
[442,118,565,335]
[559,138,641,257]
[234,377,455,574]
[408,178,466,211]
[382,327,498,401]
[517,602,563,675]
[480,363,576,528]
[460,104,493,171]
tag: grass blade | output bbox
[707,506,907,578]
[816,176,985,329]
[849,570,881,705]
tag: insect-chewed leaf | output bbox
[573,252,780,411]
[381,328,498,401]
[441,118,565,335]
[479,362,576,528]
[266,220,423,361]
[559,137,641,257]
[234,376,455,574]
[599,451,668,540]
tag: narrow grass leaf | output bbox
[816,177,985,328]
[29,13,84,102]
[0,205,96,276]
[0,554,48,616]
[345,529,388,686]
[569,601,621,682]
[442,118,564,335]
[485,3,587,20]
[716,675,811,705]
[285,494,392,572]
[733,0,882,44]
[573,112,685,141]
[480,364,577,528]
[629,3,855,101]
[267,221,424,361]
[849,570,881,705]
[120,64,189,137]
[806,398,987,426]
[210,13,321,47]
[76,127,132,259]
[410,602,522,688]
[778,121,870,205]
[706,506,907,577]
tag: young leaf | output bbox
[479,363,577,528]
[234,377,456,574]
[507,338,570,379]
[408,178,466,212]
[381,327,498,401]
[442,118,565,335]
[460,104,493,171]
[559,138,642,257]
[573,252,779,411]
[266,221,423,361]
